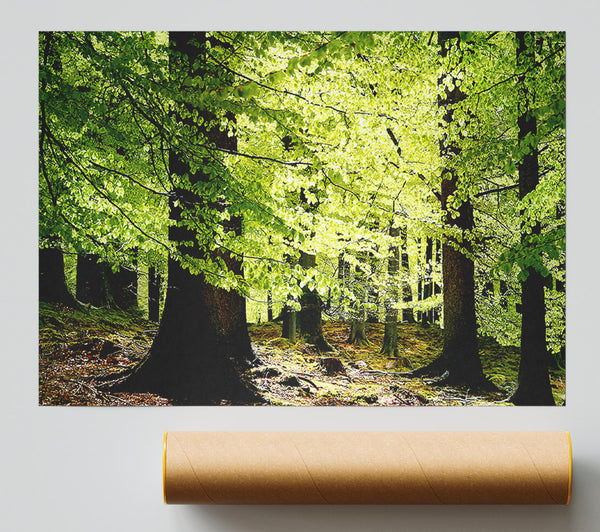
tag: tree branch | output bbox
[475,183,519,197]
[471,44,565,97]
[88,160,170,197]
[43,126,171,252]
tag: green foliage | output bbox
[39,31,565,353]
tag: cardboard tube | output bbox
[163,431,572,505]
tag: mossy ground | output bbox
[247,321,565,406]
[38,303,565,406]
[39,302,168,405]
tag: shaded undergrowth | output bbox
[39,302,168,406]
[38,303,565,406]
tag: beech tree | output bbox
[39,245,79,307]
[39,34,79,308]
[121,32,258,403]
[380,221,400,356]
[75,252,138,309]
[508,32,558,405]
[401,32,487,387]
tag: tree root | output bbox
[397,358,444,378]
[422,371,500,392]
[349,338,372,347]
[507,386,556,406]
[380,345,398,357]
[399,359,500,393]
[309,335,336,353]
[59,376,133,404]
[293,374,319,389]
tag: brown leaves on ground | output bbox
[39,302,170,406]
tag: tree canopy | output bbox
[39,31,565,404]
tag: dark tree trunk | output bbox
[422,237,435,325]
[124,253,256,403]
[337,251,352,313]
[500,280,509,309]
[280,247,297,341]
[425,237,433,263]
[405,32,488,388]
[298,251,334,351]
[117,31,257,404]
[435,185,483,383]
[148,265,161,322]
[39,42,78,310]
[381,223,400,356]
[366,234,380,323]
[76,252,108,307]
[401,228,415,323]
[511,267,554,405]
[402,288,415,322]
[421,280,433,326]
[267,291,274,322]
[417,279,425,325]
[432,238,442,324]
[76,252,137,310]
[432,280,441,323]
[106,259,138,310]
[550,258,565,369]
[510,31,555,406]
[39,246,79,307]
[483,280,494,297]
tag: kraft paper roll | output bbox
[163,431,572,505]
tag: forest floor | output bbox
[39,302,566,406]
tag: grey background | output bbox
[2,1,598,530]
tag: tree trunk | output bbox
[281,306,297,342]
[148,265,161,322]
[366,231,380,323]
[381,311,398,357]
[347,253,370,345]
[381,223,400,356]
[118,31,258,404]
[39,245,79,307]
[509,31,555,406]
[38,41,78,310]
[348,316,369,345]
[436,187,484,384]
[400,228,415,323]
[267,291,274,322]
[124,253,256,403]
[405,32,488,388]
[106,260,138,310]
[298,251,334,351]
[423,237,435,325]
[280,246,298,341]
[76,252,137,310]
[76,252,108,307]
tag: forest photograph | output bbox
[38,31,566,406]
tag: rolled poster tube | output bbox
[163,431,572,504]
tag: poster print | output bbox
[39,31,565,406]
